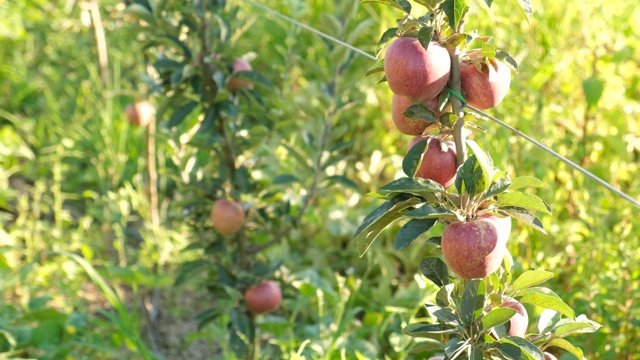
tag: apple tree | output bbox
[122,0,358,358]
[355,0,601,358]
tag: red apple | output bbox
[502,298,529,337]
[125,101,155,127]
[408,136,457,188]
[227,58,253,91]
[244,280,282,314]
[384,37,451,101]
[441,215,511,280]
[210,199,245,236]
[392,95,442,135]
[543,353,558,360]
[460,58,511,110]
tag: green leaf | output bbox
[395,219,437,251]
[442,0,469,31]
[552,316,602,337]
[420,257,450,287]
[378,27,398,46]
[153,58,183,71]
[499,206,546,233]
[512,270,554,292]
[168,101,198,127]
[481,308,517,330]
[404,203,455,219]
[497,192,552,214]
[281,143,314,175]
[582,76,604,108]
[414,0,446,10]
[502,337,544,360]
[124,3,155,24]
[361,0,411,13]
[376,177,444,196]
[355,195,423,256]
[436,283,455,307]
[433,308,460,324]
[455,155,485,195]
[461,279,486,325]
[272,174,300,185]
[445,337,467,358]
[156,34,192,59]
[483,178,512,199]
[365,59,385,77]
[234,71,272,88]
[417,26,434,52]
[407,340,445,354]
[513,0,532,22]
[326,175,359,191]
[483,0,494,7]
[495,342,522,360]
[468,347,484,360]
[516,287,574,318]
[403,139,428,178]
[545,338,583,359]
[510,176,544,189]
[404,104,438,123]
[466,139,494,192]
[495,50,519,72]
[481,43,496,58]
[402,323,458,336]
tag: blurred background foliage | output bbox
[0,0,638,359]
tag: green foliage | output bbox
[0,0,638,359]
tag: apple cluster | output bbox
[209,199,282,315]
[383,35,514,280]
[383,34,535,343]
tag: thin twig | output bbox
[89,0,109,85]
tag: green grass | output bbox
[0,0,639,359]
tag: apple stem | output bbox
[449,47,467,168]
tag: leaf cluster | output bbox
[403,269,601,359]
[355,142,550,256]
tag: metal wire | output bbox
[246,1,640,209]
[465,105,640,208]
[245,0,377,61]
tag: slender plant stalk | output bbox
[89,0,109,86]
[449,48,467,168]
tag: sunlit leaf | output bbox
[499,206,546,233]
[495,50,519,72]
[444,337,467,358]
[502,337,544,360]
[361,0,411,13]
[582,76,604,108]
[512,270,554,291]
[546,338,583,359]
[498,192,552,214]
[510,176,544,189]
[442,0,469,31]
[517,287,574,318]
[514,0,532,22]
[481,308,517,330]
